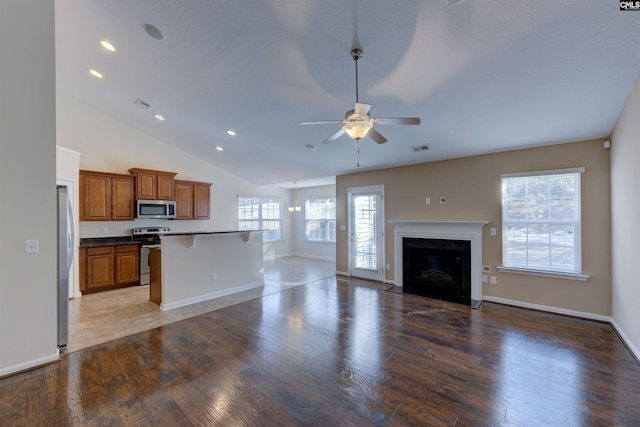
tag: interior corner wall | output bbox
[336,139,612,317]
[610,71,640,359]
[291,185,337,261]
[0,0,59,374]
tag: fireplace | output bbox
[403,238,471,305]
[389,220,488,307]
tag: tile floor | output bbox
[67,256,335,353]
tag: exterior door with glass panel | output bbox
[348,186,384,282]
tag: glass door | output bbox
[348,186,384,282]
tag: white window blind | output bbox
[238,196,283,242]
[501,168,583,274]
[304,198,336,242]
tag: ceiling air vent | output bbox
[411,144,431,153]
[134,98,151,110]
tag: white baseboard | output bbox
[161,282,263,311]
[291,253,336,262]
[611,319,640,362]
[0,352,59,378]
[482,296,613,322]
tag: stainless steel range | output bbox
[132,227,170,285]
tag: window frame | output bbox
[497,167,589,281]
[237,196,284,242]
[304,197,336,243]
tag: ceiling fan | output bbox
[299,48,421,147]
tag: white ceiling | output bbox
[55,0,640,188]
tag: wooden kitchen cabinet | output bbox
[174,181,194,219]
[80,244,140,293]
[128,168,177,200]
[80,170,134,221]
[111,176,135,220]
[84,247,114,291]
[194,182,211,219]
[114,245,139,285]
[174,180,212,220]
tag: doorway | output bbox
[348,185,384,282]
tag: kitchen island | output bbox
[154,230,264,311]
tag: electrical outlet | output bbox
[102,227,109,234]
[490,276,497,285]
[425,197,431,205]
[211,272,217,280]
[385,263,391,270]
[490,227,497,236]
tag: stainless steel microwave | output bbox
[136,200,176,219]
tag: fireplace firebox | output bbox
[402,237,471,305]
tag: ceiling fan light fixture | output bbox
[342,120,373,140]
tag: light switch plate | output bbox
[425,197,431,205]
[490,227,497,236]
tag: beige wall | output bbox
[0,0,58,375]
[611,72,640,358]
[291,185,337,261]
[337,139,612,316]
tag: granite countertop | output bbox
[162,230,260,237]
[79,236,139,248]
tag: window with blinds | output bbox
[304,198,336,242]
[238,196,283,242]
[501,168,583,274]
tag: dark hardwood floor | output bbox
[1,276,639,426]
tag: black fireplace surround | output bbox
[402,237,471,305]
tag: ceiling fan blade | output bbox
[373,117,421,125]
[322,129,345,144]
[368,128,388,144]
[299,120,344,125]
[354,102,371,117]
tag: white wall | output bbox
[161,232,264,310]
[0,0,59,375]
[610,71,640,360]
[291,185,336,261]
[56,94,293,257]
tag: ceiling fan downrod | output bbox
[351,48,363,104]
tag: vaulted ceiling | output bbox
[55,0,640,187]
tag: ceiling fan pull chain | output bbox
[356,139,360,167]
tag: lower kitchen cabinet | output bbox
[115,245,139,285]
[80,244,140,293]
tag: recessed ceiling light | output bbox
[226,129,236,136]
[305,144,316,151]
[215,146,224,152]
[154,114,165,121]
[100,40,116,52]
[89,69,103,79]
[143,23,163,40]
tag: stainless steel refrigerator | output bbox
[57,185,74,351]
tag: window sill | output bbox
[496,266,590,282]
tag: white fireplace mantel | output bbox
[388,220,489,304]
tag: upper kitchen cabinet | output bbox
[80,170,134,221]
[174,180,212,220]
[128,168,177,200]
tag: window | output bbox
[305,198,336,242]
[501,168,584,276]
[238,196,283,242]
